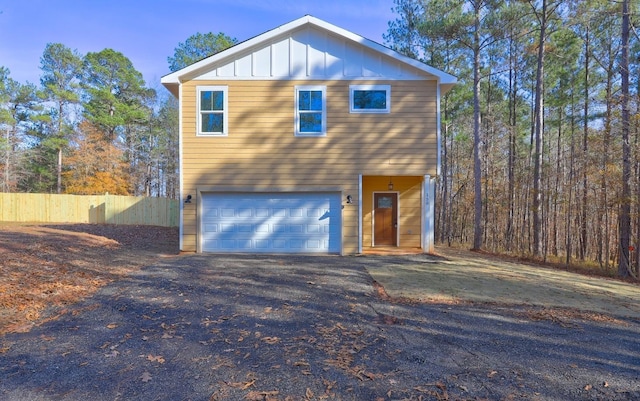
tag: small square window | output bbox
[349,85,391,113]
[295,86,326,136]
[197,86,228,136]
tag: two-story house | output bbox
[161,15,456,255]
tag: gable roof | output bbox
[161,15,456,97]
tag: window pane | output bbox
[353,90,387,110]
[299,90,322,111]
[298,91,310,110]
[378,196,393,208]
[309,91,322,110]
[201,113,223,133]
[201,91,224,111]
[299,113,322,132]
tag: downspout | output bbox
[436,81,442,176]
[358,174,363,254]
[178,82,184,252]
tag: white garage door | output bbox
[201,192,342,253]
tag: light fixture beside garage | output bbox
[388,177,394,190]
[185,194,192,204]
[346,195,352,204]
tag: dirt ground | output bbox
[2,223,639,336]
[1,224,639,400]
[0,224,178,335]
[365,247,640,320]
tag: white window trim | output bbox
[197,85,228,136]
[349,84,391,114]
[295,85,327,137]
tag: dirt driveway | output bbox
[1,225,639,400]
[1,249,639,399]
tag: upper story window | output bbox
[295,86,326,136]
[197,86,228,136]
[350,85,391,114]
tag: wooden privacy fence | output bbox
[0,193,179,227]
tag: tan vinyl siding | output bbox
[180,79,438,252]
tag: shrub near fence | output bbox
[0,193,179,227]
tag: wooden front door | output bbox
[374,193,397,246]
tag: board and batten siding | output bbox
[180,79,438,252]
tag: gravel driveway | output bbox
[1,254,639,400]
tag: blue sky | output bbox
[0,0,397,90]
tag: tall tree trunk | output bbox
[552,107,562,257]
[440,101,449,244]
[472,3,483,250]
[3,127,9,192]
[618,0,631,278]
[506,33,518,252]
[635,67,640,278]
[483,75,492,249]
[532,0,547,257]
[567,97,576,266]
[145,162,152,197]
[57,102,63,194]
[599,66,614,268]
[57,148,62,194]
[635,108,640,276]
[580,27,590,261]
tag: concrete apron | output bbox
[364,247,640,319]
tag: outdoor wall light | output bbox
[346,195,353,204]
[185,194,192,204]
[388,177,394,190]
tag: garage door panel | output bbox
[307,224,321,233]
[290,224,304,233]
[255,224,269,233]
[203,224,218,233]
[220,223,235,232]
[221,208,235,217]
[201,192,341,253]
[256,239,269,249]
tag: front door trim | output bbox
[372,191,399,247]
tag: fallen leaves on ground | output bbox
[414,382,449,400]
[262,336,280,345]
[146,354,165,364]
[227,379,256,390]
[244,390,279,400]
[519,307,630,327]
[140,371,152,382]
[0,224,178,336]
[312,322,380,381]
[104,350,119,358]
